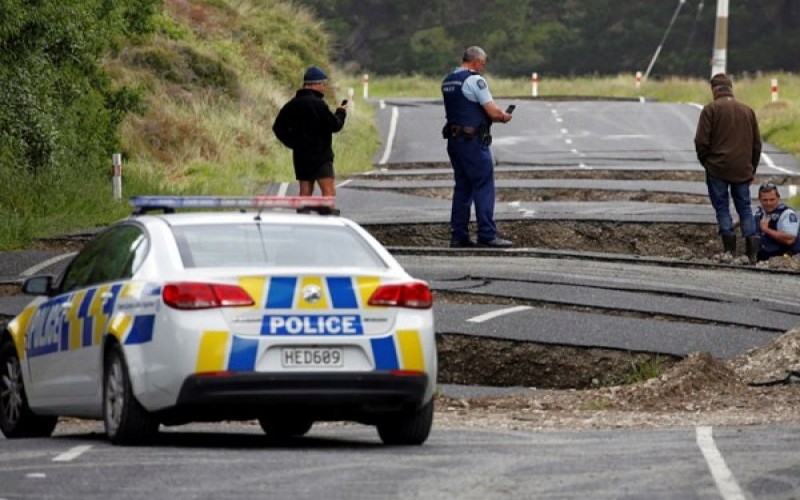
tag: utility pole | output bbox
[710,0,729,76]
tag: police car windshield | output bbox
[171,223,387,269]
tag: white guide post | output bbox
[112,153,122,202]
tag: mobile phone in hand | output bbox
[341,99,349,106]
[505,104,516,114]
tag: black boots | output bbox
[745,236,760,264]
[720,234,736,255]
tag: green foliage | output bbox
[625,356,666,385]
[0,0,161,249]
[298,0,800,77]
[409,27,457,75]
[0,0,162,167]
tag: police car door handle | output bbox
[100,292,114,301]
[61,301,73,310]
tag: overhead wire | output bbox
[643,0,689,81]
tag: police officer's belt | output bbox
[442,125,491,143]
[447,125,477,139]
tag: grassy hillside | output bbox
[107,0,379,195]
[0,0,379,250]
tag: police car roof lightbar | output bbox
[130,196,336,215]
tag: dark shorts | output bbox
[295,161,334,182]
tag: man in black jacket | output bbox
[273,66,347,198]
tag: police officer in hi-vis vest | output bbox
[441,46,513,248]
[753,182,800,261]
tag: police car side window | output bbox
[87,226,146,284]
[60,233,112,292]
[60,225,146,291]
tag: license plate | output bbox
[281,347,343,368]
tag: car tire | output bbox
[376,399,434,446]
[258,417,313,439]
[0,341,58,438]
[103,344,159,445]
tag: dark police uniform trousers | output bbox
[447,134,496,243]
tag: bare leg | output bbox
[318,177,336,197]
[298,180,315,196]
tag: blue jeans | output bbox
[705,175,756,237]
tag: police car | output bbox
[0,196,436,445]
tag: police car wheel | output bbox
[258,417,313,439]
[103,344,159,445]
[376,399,434,446]
[0,341,57,438]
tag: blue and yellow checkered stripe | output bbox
[15,283,158,358]
[236,275,383,311]
[194,329,426,373]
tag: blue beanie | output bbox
[303,66,328,84]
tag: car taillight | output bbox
[368,282,432,309]
[162,282,255,310]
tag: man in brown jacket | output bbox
[694,73,762,263]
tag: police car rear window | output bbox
[171,223,387,269]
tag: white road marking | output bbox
[53,445,92,462]
[25,473,46,478]
[276,181,289,197]
[378,106,399,165]
[760,151,793,175]
[467,306,532,324]
[560,128,568,134]
[579,163,592,170]
[688,102,704,110]
[564,139,573,145]
[21,252,77,277]
[336,179,352,188]
[556,118,563,123]
[696,426,746,500]
[603,134,650,140]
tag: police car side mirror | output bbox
[22,275,54,296]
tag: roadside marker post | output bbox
[348,87,355,111]
[112,153,122,202]
[531,72,539,97]
[636,71,642,90]
[771,78,779,102]
[363,74,369,100]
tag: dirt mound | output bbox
[605,352,747,411]
[728,328,800,385]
